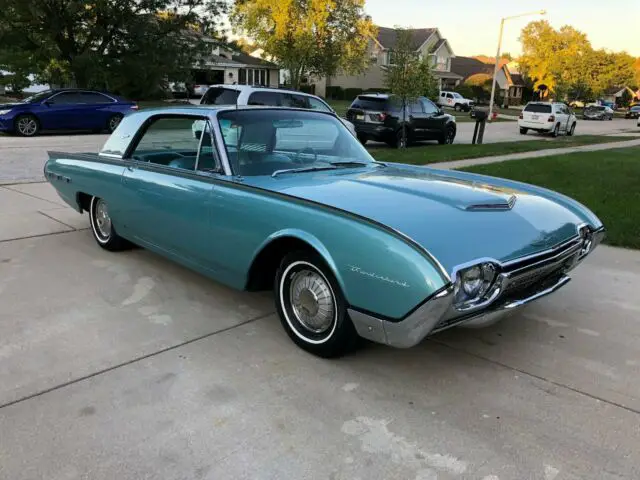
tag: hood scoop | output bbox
[465,194,517,211]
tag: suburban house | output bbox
[183,34,280,88]
[314,26,462,98]
[601,86,639,106]
[450,56,525,106]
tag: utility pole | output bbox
[488,10,546,121]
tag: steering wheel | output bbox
[294,147,318,165]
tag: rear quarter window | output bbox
[524,104,552,114]
[201,88,240,105]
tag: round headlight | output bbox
[454,262,498,308]
[462,266,482,296]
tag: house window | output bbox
[238,68,269,86]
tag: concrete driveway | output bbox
[1,181,640,479]
[1,117,638,184]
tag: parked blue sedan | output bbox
[0,89,137,136]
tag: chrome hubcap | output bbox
[95,200,111,238]
[18,118,37,135]
[289,269,335,333]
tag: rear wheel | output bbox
[14,114,40,137]
[567,123,576,136]
[107,114,123,133]
[356,133,368,145]
[274,251,357,358]
[454,104,461,112]
[89,196,130,251]
[519,127,528,135]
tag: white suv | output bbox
[518,102,577,137]
[437,91,474,112]
[195,85,356,136]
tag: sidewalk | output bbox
[431,137,640,170]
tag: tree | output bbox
[0,0,227,98]
[231,0,375,89]
[518,20,636,101]
[384,28,438,148]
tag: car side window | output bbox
[282,94,310,108]
[409,100,423,113]
[49,92,83,104]
[79,92,114,104]
[421,98,439,114]
[446,93,453,99]
[440,92,446,98]
[201,88,240,105]
[247,91,283,106]
[130,116,219,172]
[308,97,333,112]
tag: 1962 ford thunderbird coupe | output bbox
[45,106,605,357]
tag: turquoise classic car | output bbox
[45,106,605,357]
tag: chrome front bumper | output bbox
[349,227,604,349]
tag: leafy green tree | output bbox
[0,0,226,98]
[518,20,636,100]
[231,0,375,89]
[384,28,438,148]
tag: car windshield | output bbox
[217,109,378,177]
[21,90,53,103]
[524,103,552,113]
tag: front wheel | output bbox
[438,125,456,145]
[14,114,40,137]
[89,196,130,251]
[519,127,528,135]
[274,251,357,358]
[567,123,576,136]
[551,123,560,137]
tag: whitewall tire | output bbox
[89,196,129,251]
[275,251,357,357]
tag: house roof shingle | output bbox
[451,56,524,86]
[376,26,436,50]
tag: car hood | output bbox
[244,164,592,274]
[0,103,24,110]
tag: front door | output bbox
[37,91,86,130]
[420,98,447,138]
[120,115,224,267]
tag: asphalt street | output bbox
[0,176,639,479]
[1,116,637,184]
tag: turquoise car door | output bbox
[120,115,222,266]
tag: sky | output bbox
[363,0,640,57]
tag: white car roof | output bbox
[204,84,320,99]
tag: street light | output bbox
[488,10,546,120]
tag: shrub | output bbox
[326,86,344,99]
[343,87,363,101]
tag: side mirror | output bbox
[43,100,53,107]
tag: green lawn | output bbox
[369,135,631,165]
[459,147,640,249]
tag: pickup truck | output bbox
[437,91,474,112]
[44,105,605,358]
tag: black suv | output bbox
[346,94,456,148]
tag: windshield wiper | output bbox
[272,165,337,177]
